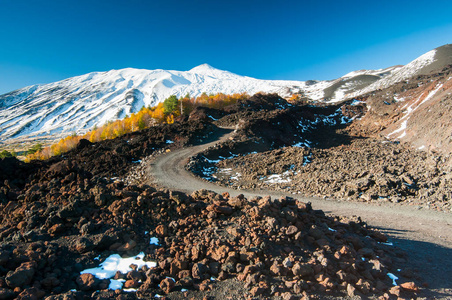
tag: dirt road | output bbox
[149,127,452,298]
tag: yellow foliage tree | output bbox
[25,92,250,162]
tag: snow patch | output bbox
[109,279,125,290]
[203,156,221,163]
[394,95,405,102]
[80,252,156,283]
[380,241,394,246]
[387,82,443,140]
[293,140,311,148]
[263,171,292,184]
[150,237,160,246]
[350,99,363,106]
[387,272,399,286]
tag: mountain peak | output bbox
[189,63,219,73]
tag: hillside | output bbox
[348,63,452,156]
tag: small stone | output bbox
[217,271,228,281]
[48,223,65,235]
[76,273,98,291]
[155,225,168,237]
[243,264,257,275]
[0,288,15,300]
[17,287,46,299]
[389,285,401,297]
[192,263,208,280]
[114,271,126,280]
[339,245,352,256]
[286,225,298,236]
[127,270,143,281]
[123,279,140,289]
[159,277,175,294]
[179,276,193,287]
[250,286,266,297]
[347,283,356,297]
[40,276,60,289]
[209,262,220,276]
[282,257,293,268]
[197,279,212,291]
[400,281,419,292]
[292,263,313,278]
[117,240,136,252]
[356,278,371,294]
[5,262,36,288]
[281,291,296,300]
[228,197,243,208]
[213,205,233,215]
[270,263,283,276]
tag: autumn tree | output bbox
[24,92,251,162]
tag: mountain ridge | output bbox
[1,44,451,143]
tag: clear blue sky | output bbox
[0,0,451,94]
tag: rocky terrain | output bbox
[201,138,452,212]
[0,162,419,300]
[1,65,452,299]
[1,92,444,299]
[188,68,452,213]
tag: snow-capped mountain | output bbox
[0,44,451,143]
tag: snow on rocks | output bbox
[149,237,160,246]
[79,252,157,290]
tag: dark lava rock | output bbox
[76,273,99,291]
[5,261,36,288]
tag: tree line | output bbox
[24,92,248,162]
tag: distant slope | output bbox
[348,44,452,98]
[347,63,452,156]
[1,44,451,143]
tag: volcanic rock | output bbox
[76,273,98,291]
[5,262,36,288]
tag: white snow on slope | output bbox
[0,64,316,141]
[387,82,444,139]
[0,47,445,142]
[350,50,437,98]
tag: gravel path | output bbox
[148,127,452,298]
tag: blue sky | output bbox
[0,0,451,94]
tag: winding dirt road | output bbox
[148,127,452,297]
